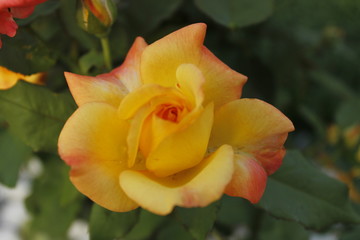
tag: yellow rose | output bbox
[58,23,294,215]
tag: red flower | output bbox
[0,0,47,48]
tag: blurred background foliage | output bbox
[0,0,360,239]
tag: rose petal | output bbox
[120,144,234,215]
[175,63,204,108]
[225,152,267,203]
[118,84,183,168]
[118,83,181,120]
[198,46,247,108]
[65,37,147,107]
[139,113,180,157]
[106,37,147,92]
[0,66,44,89]
[146,103,214,177]
[124,64,206,162]
[126,105,153,168]
[58,103,138,212]
[141,23,206,87]
[65,72,128,107]
[0,9,17,37]
[210,98,294,174]
[140,23,246,108]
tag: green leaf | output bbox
[156,221,193,240]
[298,105,326,138]
[30,15,61,41]
[79,50,104,74]
[24,155,81,240]
[258,214,309,240]
[123,0,183,35]
[108,21,129,62]
[194,0,274,28]
[258,151,360,230]
[336,100,360,128]
[89,205,140,240]
[0,128,32,187]
[124,210,165,240]
[217,196,257,227]
[0,30,57,75]
[310,71,358,100]
[0,81,77,153]
[173,202,220,240]
[340,226,360,240]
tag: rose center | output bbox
[156,104,182,122]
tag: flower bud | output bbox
[77,0,117,37]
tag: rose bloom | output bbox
[58,23,294,215]
[0,0,47,48]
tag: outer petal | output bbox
[0,0,47,9]
[58,103,138,212]
[107,37,147,92]
[65,72,128,107]
[225,153,267,203]
[146,103,214,177]
[120,145,234,215]
[141,23,246,108]
[65,37,147,107]
[0,9,17,37]
[210,98,294,174]
[141,23,206,87]
[198,47,247,108]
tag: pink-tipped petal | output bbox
[110,37,147,92]
[65,37,147,107]
[198,46,247,108]
[140,23,246,108]
[225,153,267,203]
[210,98,294,174]
[120,145,234,215]
[65,72,128,107]
[58,103,138,212]
[141,23,206,87]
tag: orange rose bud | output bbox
[77,0,117,37]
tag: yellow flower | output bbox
[58,23,294,215]
[0,66,45,89]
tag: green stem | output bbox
[100,37,112,70]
